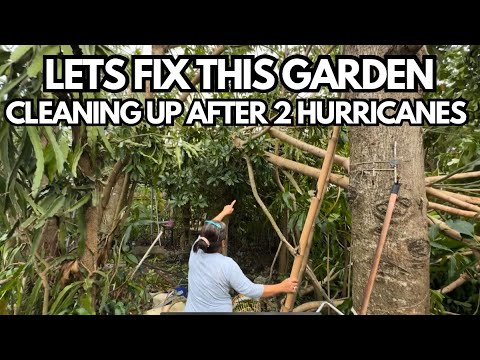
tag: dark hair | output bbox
[193,220,227,253]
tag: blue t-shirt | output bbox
[184,247,264,312]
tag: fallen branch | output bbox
[130,231,163,279]
[432,189,480,205]
[142,262,177,286]
[428,202,479,218]
[269,241,283,281]
[264,152,349,188]
[244,155,332,302]
[426,187,480,213]
[440,272,476,294]
[268,128,350,171]
[0,276,12,286]
[292,299,345,312]
[427,216,480,252]
[425,171,480,185]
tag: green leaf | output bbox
[69,143,84,178]
[48,281,83,314]
[430,241,453,252]
[10,45,33,62]
[428,224,440,241]
[0,73,27,99]
[282,192,293,211]
[6,128,29,194]
[175,146,183,168]
[26,127,45,197]
[79,292,95,314]
[64,194,91,214]
[27,45,58,77]
[0,62,11,76]
[126,253,138,265]
[448,256,458,280]
[17,186,45,216]
[76,308,92,315]
[98,127,114,157]
[446,220,474,238]
[86,126,98,149]
[99,278,111,314]
[35,196,65,229]
[43,127,65,174]
[26,278,43,314]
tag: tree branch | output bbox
[432,188,480,205]
[426,187,480,213]
[101,158,128,210]
[428,202,479,219]
[264,152,350,188]
[268,128,350,171]
[427,215,480,249]
[244,155,332,302]
[425,171,480,186]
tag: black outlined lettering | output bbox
[9,53,465,128]
[43,55,129,92]
[294,98,468,126]
[270,99,294,126]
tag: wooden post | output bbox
[281,126,341,312]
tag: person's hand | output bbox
[281,277,299,293]
[222,200,236,216]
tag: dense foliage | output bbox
[0,45,478,314]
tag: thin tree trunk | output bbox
[179,204,191,251]
[82,206,99,274]
[278,210,289,275]
[346,45,430,314]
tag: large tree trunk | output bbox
[346,45,430,314]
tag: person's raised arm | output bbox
[212,200,236,222]
[261,277,298,298]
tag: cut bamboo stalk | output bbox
[244,155,332,302]
[281,126,340,312]
[264,152,349,189]
[428,202,479,218]
[432,189,480,205]
[425,171,480,185]
[268,128,350,171]
[426,187,480,213]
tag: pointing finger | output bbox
[230,200,237,207]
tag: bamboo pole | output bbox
[268,128,350,171]
[432,188,480,205]
[428,202,479,218]
[244,155,332,302]
[425,171,480,185]
[281,126,341,312]
[426,187,480,213]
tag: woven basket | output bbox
[232,294,261,312]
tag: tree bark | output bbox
[346,45,430,314]
[41,217,59,257]
[82,206,99,273]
